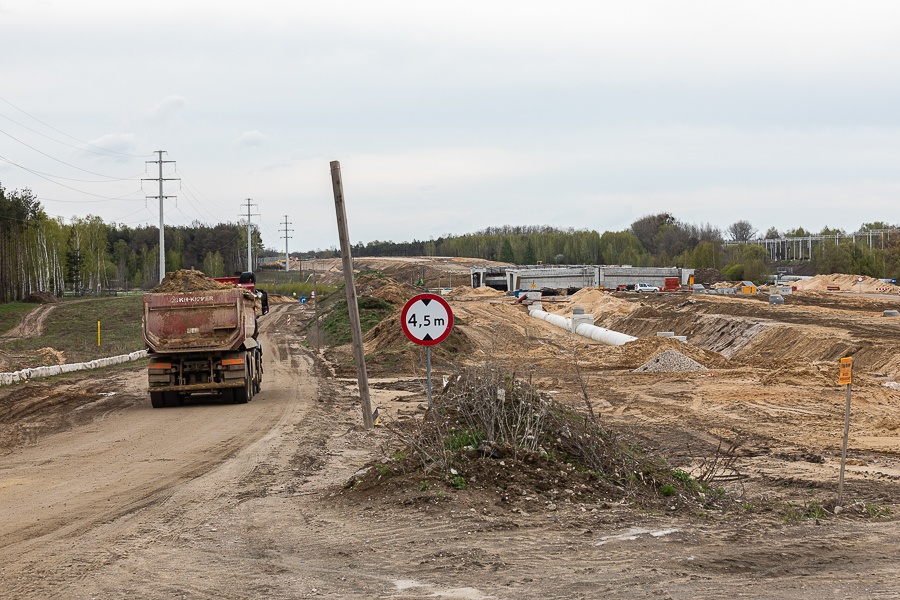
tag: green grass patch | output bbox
[253,269,336,300]
[256,281,335,299]
[449,474,466,490]
[1,296,145,367]
[320,296,394,347]
[0,302,35,334]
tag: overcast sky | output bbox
[2,1,899,253]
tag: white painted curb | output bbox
[0,350,148,386]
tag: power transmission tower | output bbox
[240,198,259,272]
[281,215,293,272]
[143,151,179,282]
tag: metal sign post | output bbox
[837,356,853,505]
[400,293,454,408]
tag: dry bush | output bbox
[385,364,675,498]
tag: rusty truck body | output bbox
[141,286,262,408]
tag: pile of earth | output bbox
[693,268,725,285]
[322,273,476,376]
[37,347,66,366]
[793,273,898,294]
[692,268,726,286]
[362,310,474,372]
[152,270,234,293]
[354,273,420,306]
[23,291,59,304]
[447,285,506,299]
[548,288,634,316]
[338,367,721,515]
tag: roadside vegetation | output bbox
[319,295,394,346]
[254,269,336,300]
[0,296,144,371]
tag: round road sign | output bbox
[401,293,454,346]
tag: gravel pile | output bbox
[633,350,707,373]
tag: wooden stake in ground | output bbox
[837,356,853,506]
[330,161,374,430]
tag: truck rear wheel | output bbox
[231,363,251,404]
[150,392,166,408]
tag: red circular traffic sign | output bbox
[401,293,454,346]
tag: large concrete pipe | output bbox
[573,322,637,346]
[528,308,637,346]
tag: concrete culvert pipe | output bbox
[574,323,638,346]
[529,308,637,346]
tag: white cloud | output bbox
[232,130,269,150]
[80,133,142,160]
[146,96,186,126]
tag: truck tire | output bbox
[150,392,166,408]
[253,348,262,394]
[231,362,251,404]
[164,391,180,407]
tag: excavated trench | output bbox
[596,295,900,377]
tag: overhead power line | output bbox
[0,127,139,179]
[0,94,152,158]
[0,154,143,200]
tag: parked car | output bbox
[634,283,659,293]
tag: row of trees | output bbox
[3,175,899,302]
[0,181,263,302]
[339,215,900,283]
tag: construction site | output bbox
[1,256,900,598]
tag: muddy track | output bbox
[0,298,101,340]
[0,303,58,339]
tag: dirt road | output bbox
[3,284,900,598]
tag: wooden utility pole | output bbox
[330,161,374,429]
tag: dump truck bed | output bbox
[142,287,257,354]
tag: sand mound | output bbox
[38,347,66,366]
[355,273,420,307]
[555,288,634,316]
[152,270,234,293]
[793,274,898,294]
[450,285,506,298]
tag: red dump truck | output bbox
[142,286,263,408]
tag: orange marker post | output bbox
[837,357,853,505]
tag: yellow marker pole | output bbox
[837,357,853,505]
[97,320,101,347]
